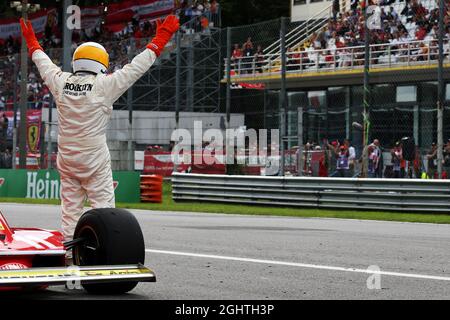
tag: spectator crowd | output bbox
[229,0,449,74]
[301,137,450,179]
[0,0,220,112]
[231,37,265,74]
[295,0,450,69]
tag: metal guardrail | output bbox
[172,173,450,213]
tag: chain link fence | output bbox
[222,0,450,178]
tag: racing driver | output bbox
[19,15,179,260]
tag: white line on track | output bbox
[146,249,450,282]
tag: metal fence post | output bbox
[39,120,45,168]
[437,0,445,178]
[297,106,303,176]
[226,27,231,130]
[47,94,53,169]
[63,0,73,72]
[279,17,287,176]
[19,0,29,169]
[173,31,181,173]
[361,0,371,178]
[175,31,181,130]
[12,54,18,169]
[225,27,232,175]
[127,39,135,171]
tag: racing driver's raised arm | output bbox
[20,18,68,97]
[99,15,180,105]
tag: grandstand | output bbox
[227,0,448,80]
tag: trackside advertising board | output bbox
[0,170,140,203]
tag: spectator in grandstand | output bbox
[299,47,311,70]
[444,39,450,59]
[201,15,210,32]
[242,41,254,74]
[332,0,339,20]
[287,47,300,71]
[337,45,352,68]
[391,141,404,178]
[243,37,254,50]
[254,45,265,73]
[415,23,428,41]
[401,1,415,19]
[324,50,336,68]
[209,0,220,26]
[178,0,190,25]
[231,43,243,74]
[416,42,430,61]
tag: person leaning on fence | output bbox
[424,143,437,179]
[391,141,404,178]
[367,145,378,178]
[231,43,243,74]
[372,139,383,178]
[286,47,297,71]
[254,45,264,74]
[242,42,254,74]
[412,144,422,179]
[343,139,356,176]
[334,145,350,178]
[318,147,329,177]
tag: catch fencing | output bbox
[222,1,450,177]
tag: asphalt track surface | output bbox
[1,203,449,300]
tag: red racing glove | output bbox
[20,18,43,57]
[147,15,180,57]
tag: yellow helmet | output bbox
[72,42,109,75]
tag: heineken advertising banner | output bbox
[0,170,140,203]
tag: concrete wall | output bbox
[42,109,245,146]
[291,0,332,22]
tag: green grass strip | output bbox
[1,182,449,224]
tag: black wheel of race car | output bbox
[73,208,145,294]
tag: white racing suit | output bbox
[32,49,157,241]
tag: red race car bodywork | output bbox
[0,211,65,268]
[0,210,155,291]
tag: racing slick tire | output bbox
[73,208,145,294]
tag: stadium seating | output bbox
[227,0,449,77]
